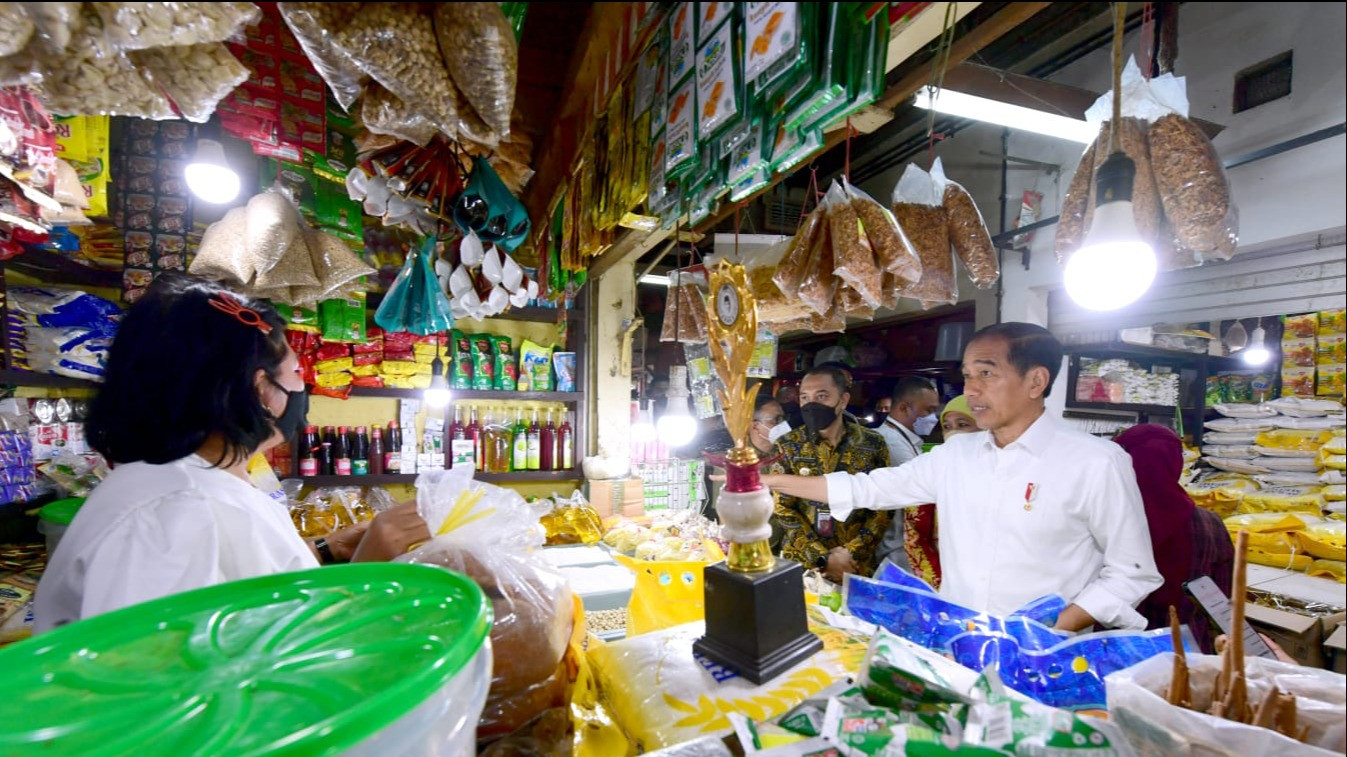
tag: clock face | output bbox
[715,282,740,327]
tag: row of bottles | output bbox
[448,405,574,473]
[298,423,403,477]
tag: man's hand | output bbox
[350,502,432,563]
[325,520,371,562]
[1052,603,1099,632]
[823,547,858,583]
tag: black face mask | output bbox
[801,401,840,434]
[268,379,309,440]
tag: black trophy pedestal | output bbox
[692,558,822,685]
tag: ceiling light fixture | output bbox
[912,86,1097,144]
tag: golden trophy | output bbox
[692,261,821,685]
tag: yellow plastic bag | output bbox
[1246,548,1312,571]
[1253,429,1330,451]
[1235,486,1324,515]
[1323,434,1347,456]
[1306,559,1346,583]
[566,598,634,757]
[1319,448,1346,471]
[613,542,724,637]
[1224,512,1313,532]
[1186,478,1258,517]
[1297,522,1347,561]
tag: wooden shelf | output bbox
[1066,342,1242,371]
[0,369,100,390]
[476,470,582,483]
[322,386,583,401]
[1065,401,1184,416]
[295,469,581,487]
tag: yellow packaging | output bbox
[1254,429,1330,451]
[384,375,418,389]
[349,363,380,377]
[314,371,352,388]
[412,342,449,359]
[314,357,354,374]
[1296,521,1346,560]
[1325,484,1346,502]
[1224,512,1314,533]
[1186,478,1258,517]
[1236,486,1324,515]
[1306,559,1345,583]
[53,116,91,162]
[1318,335,1347,365]
[1325,434,1347,455]
[1246,548,1312,571]
[1320,448,1347,471]
[1281,366,1316,397]
[1320,309,1347,336]
[379,360,422,377]
[1317,364,1345,397]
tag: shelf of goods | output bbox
[298,470,582,488]
[0,370,100,391]
[1064,343,1242,444]
[337,387,583,403]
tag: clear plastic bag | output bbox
[398,466,575,741]
[13,5,174,118]
[334,2,461,141]
[891,163,956,308]
[360,84,438,147]
[935,159,999,289]
[825,180,883,308]
[277,2,367,111]
[434,2,517,138]
[1150,113,1238,260]
[19,2,80,54]
[1055,140,1096,264]
[188,206,252,285]
[742,237,811,324]
[797,209,839,315]
[772,206,823,301]
[373,235,453,335]
[129,43,249,123]
[659,269,710,343]
[0,5,34,57]
[244,189,305,278]
[850,180,921,287]
[1083,118,1163,253]
[92,2,260,50]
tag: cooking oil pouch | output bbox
[846,568,1184,711]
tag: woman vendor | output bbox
[35,275,431,631]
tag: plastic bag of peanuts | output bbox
[278,2,368,111]
[130,42,250,123]
[92,2,260,51]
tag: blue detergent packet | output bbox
[847,565,1190,710]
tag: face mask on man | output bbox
[768,421,792,443]
[801,401,841,434]
[914,413,938,437]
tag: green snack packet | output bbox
[492,335,517,391]
[274,303,319,331]
[1226,372,1253,403]
[1205,375,1223,407]
[520,339,554,392]
[450,329,473,389]
[960,668,1128,755]
[860,630,977,711]
[470,334,495,390]
[317,293,366,343]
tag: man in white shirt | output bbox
[874,376,941,568]
[763,323,1161,631]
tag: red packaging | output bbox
[316,342,351,361]
[383,331,418,352]
[383,349,415,363]
[352,352,382,367]
[312,385,352,400]
[351,375,385,388]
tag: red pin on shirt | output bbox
[1024,483,1037,512]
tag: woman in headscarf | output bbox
[1115,424,1232,652]
[900,396,978,590]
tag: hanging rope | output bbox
[796,165,821,233]
[1138,2,1156,80]
[1110,1,1125,155]
[924,2,958,167]
[734,204,740,262]
[844,116,853,183]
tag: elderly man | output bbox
[763,323,1161,631]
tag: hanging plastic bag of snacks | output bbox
[891,163,956,308]
[277,2,368,111]
[797,208,839,315]
[848,179,922,289]
[933,159,999,289]
[433,2,517,138]
[1149,113,1238,260]
[359,84,439,147]
[743,237,811,325]
[129,43,250,124]
[92,2,260,50]
[0,5,34,57]
[825,180,882,308]
[659,269,709,344]
[771,205,823,302]
[1055,140,1095,265]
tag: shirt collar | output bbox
[980,408,1055,454]
[885,417,922,444]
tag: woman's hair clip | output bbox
[209,293,273,335]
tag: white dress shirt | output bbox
[825,411,1161,628]
[36,455,318,631]
[876,417,924,468]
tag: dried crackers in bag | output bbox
[1055,140,1096,264]
[773,206,823,299]
[1149,113,1238,260]
[891,163,956,308]
[797,212,839,315]
[278,2,368,111]
[825,181,882,308]
[434,2,517,139]
[934,160,998,289]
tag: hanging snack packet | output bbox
[744,3,800,87]
[1150,113,1238,259]
[553,352,577,393]
[695,18,739,139]
[448,329,473,389]
[773,206,823,300]
[797,210,838,315]
[665,77,697,177]
[825,181,882,308]
[667,2,696,86]
[470,333,495,391]
[491,334,517,391]
[848,181,921,287]
[520,340,554,392]
[434,2,517,138]
[935,160,999,289]
[1055,140,1096,264]
[891,163,956,308]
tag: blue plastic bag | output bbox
[374,236,453,336]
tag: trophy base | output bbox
[692,559,822,685]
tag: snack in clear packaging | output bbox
[359,84,439,147]
[92,2,259,50]
[131,43,250,124]
[940,168,999,289]
[1149,113,1239,259]
[797,210,838,315]
[1085,119,1162,252]
[434,2,517,138]
[278,2,368,111]
[772,208,822,302]
[850,184,921,286]
[1055,141,1096,264]
[891,163,955,308]
[825,181,882,308]
[0,5,34,57]
[660,270,709,343]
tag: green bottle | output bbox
[511,409,529,471]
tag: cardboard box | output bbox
[585,477,644,519]
[1244,603,1347,669]
[1325,622,1346,675]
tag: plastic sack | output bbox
[434,2,517,138]
[1055,140,1096,264]
[743,238,810,324]
[891,163,957,308]
[130,43,249,124]
[334,3,462,140]
[824,181,883,308]
[373,235,453,336]
[586,619,856,752]
[7,5,174,118]
[1105,652,1345,757]
[934,158,999,289]
[844,569,1183,711]
[8,286,120,333]
[0,5,34,57]
[278,2,368,111]
[92,2,259,50]
[188,207,252,284]
[1297,521,1346,561]
[454,156,529,251]
[849,181,921,288]
[1185,478,1257,517]
[1150,113,1238,260]
[797,208,839,315]
[772,207,824,302]
[660,269,709,343]
[360,84,438,147]
[398,466,575,741]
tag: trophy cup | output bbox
[692,261,821,685]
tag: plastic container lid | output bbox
[37,497,85,525]
[0,563,491,755]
